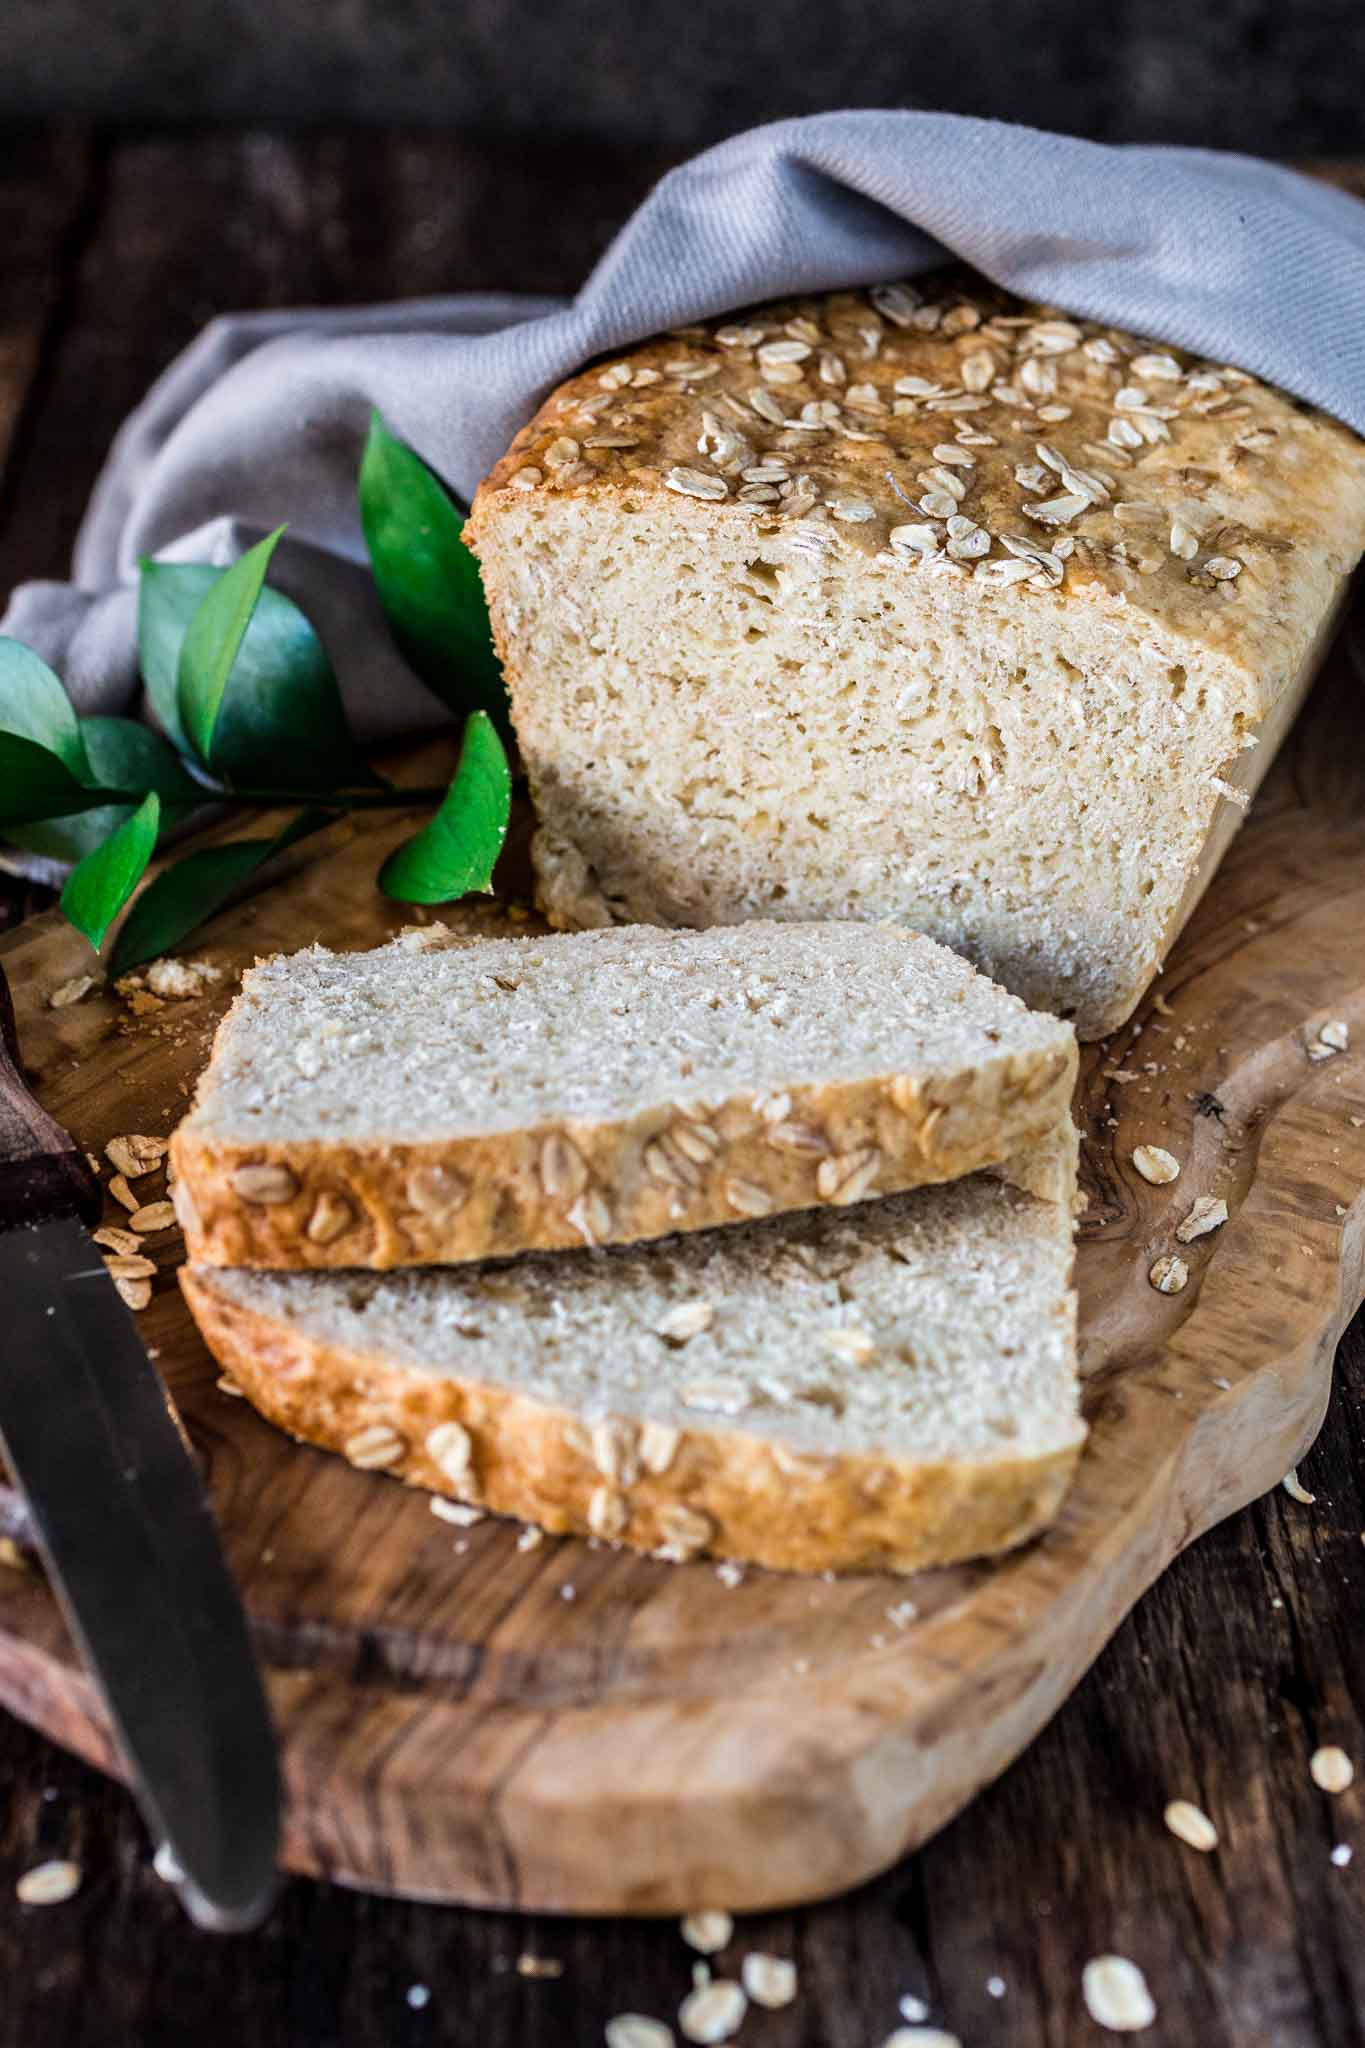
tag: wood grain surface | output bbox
[0,126,1362,2048]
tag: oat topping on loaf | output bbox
[475,270,1362,666]
[468,269,1365,1037]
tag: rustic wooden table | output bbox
[1,125,1362,2048]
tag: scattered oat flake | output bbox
[516,1953,563,1978]
[430,1498,484,1526]
[1176,1196,1228,1243]
[741,1953,797,2008]
[1148,1255,1189,1295]
[1282,1469,1316,1505]
[108,1173,139,1211]
[113,1275,153,1311]
[1164,1799,1218,1851]
[106,1133,168,1178]
[92,1225,140,1256]
[678,1979,746,2044]
[1132,1145,1180,1185]
[49,975,95,1009]
[16,1860,82,1905]
[130,1201,177,1234]
[1311,1746,1355,1793]
[1082,1955,1156,2032]
[606,2019,675,2048]
[681,1909,732,1955]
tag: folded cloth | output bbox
[5,110,1365,739]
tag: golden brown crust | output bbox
[171,1045,1076,1269]
[467,268,1365,717]
[180,1263,1083,1575]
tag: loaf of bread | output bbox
[170,919,1076,1270]
[181,1157,1082,1576]
[467,271,1365,1038]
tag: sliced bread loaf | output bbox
[170,920,1076,1270]
[466,271,1365,1038]
[181,1161,1082,1575]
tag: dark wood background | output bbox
[1,125,1362,2048]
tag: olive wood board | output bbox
[0,644,1363,1915]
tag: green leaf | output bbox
[109,807,329,977]
[379,712,511,904]
[176,527,286,765]
[59,793,160,951]
[151,546,366,792]
[198,591,366,795]
[138,559,218,751]
[8,721,199,863]
[0,637,90,778]
[0,733,120,824]
[6,807,137,866]
[80,717,205,803]
[359,413,507,728]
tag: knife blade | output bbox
[0,963,279,1930]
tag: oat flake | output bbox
[1310,1746,1355,1794]
[681,1909,733,1955]
[1082,1956,1156,2032]
[678,1978,746,2044]
[1164,1799,1218,1851]
[16,1859,82,1906]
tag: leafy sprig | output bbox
[0,415,511,975]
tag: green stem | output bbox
[221,786,450,810]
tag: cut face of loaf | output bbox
[466,271,1365,1038]
[170,920,1076,1270]
[181,1164,1082,1576]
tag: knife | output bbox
[0,960,280,1931]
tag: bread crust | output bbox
[172,1035,1076,1270]
[180,1263,1084,1575]
[466,270,1365,1039]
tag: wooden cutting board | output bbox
[0,634,1363,1918]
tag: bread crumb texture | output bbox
[467,269,1365,1038]
[182,1169,1082,1575]
[171,920,1075,1269]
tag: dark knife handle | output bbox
[0,961,99,1228]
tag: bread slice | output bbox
[466,269,1365,1039]
[170,920,1076,1271]
[180,1160,1082,1576]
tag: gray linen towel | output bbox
[5,110,1364,736]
